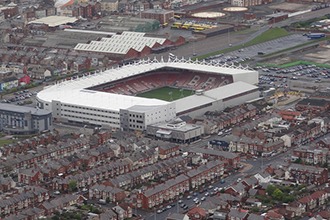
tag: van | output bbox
[98,199,106,204]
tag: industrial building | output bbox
[74,31,183,60]
[141,9,174,25]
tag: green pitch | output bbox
[137,86,194,101]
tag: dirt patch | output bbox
[268,3,311,12]
[303,45,330,64]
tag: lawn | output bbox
[137,86,194,101]
[0,139,14,147]
[195,27,289,60]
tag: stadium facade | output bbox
[36,58,259,130]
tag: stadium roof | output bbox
[174,81,258,114]
[37,58,257,112]
[28,16,78,27]
[74,31,167,55]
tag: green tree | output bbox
[272,188,284,201]
[68,180,77,192]
[251,206,260,213]
[266,184,276,196]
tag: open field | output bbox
[195,27,289,60]
[0,139,14,147]
[137,86,194,101]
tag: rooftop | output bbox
[28,16,78,27]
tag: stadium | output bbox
[36,57,259,130]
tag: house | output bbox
[247,213,266,220]
[186,160,224,189]
[137,174,189,209]
[265,209,285,220]
[18,168,43,185]
[40,194,86,216]
[286,201,306,217]
[18,74,31,85]
[228,208,249,220]
[295,98,330,113]
[113,204,132,219]
[225,182,247,197]
[166,213,189,220]
[101,0,119,12]
[287,164,328,185]
[100,209,117,220]
[89,183,126,203]
[0,176,15,192]
[157,142,180,159]
[187,207,207,220]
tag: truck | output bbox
[305,33,326,39]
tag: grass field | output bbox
[137,86,194,101]
[0,139,14,147]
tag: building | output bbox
[146,118,204,143]
[0,2,19,19]
[120,103,176,131]
[0,103,52,134]
[0,77,18,91]
[295,98,330,113]
[288,163,328,185]
[231,0,270,7]
[74,31,173,60]
[266,12,289,24]
[137,174,190,209]
[141,9,174,24]
[101,0,119,12]
[36,58,258,130]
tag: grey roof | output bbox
[228,208,248,218]
[247,213,265,220]
[186,147,238,159]
[174,82,258,114]
[0,103,51,115]
[144,174,189,197]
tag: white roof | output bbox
[174,81,258,113]
[37,58,256,112]
[28,16,78,27]
[74,31,167,55]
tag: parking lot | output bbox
[227,33,310,60]
[1,90,37,106]
[256,64,330,91]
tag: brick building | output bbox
[288,163,328,185]
[141,9,174,24]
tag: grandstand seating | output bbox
[95,71,234,95]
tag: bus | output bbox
[174,15,182,19]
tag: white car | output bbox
[201,197,206,201]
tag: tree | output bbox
[272,188,284,201]
[68,180,77,192]
[266,184,276,196]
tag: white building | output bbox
[36,58,259,130]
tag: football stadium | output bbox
[36,58,259,130]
